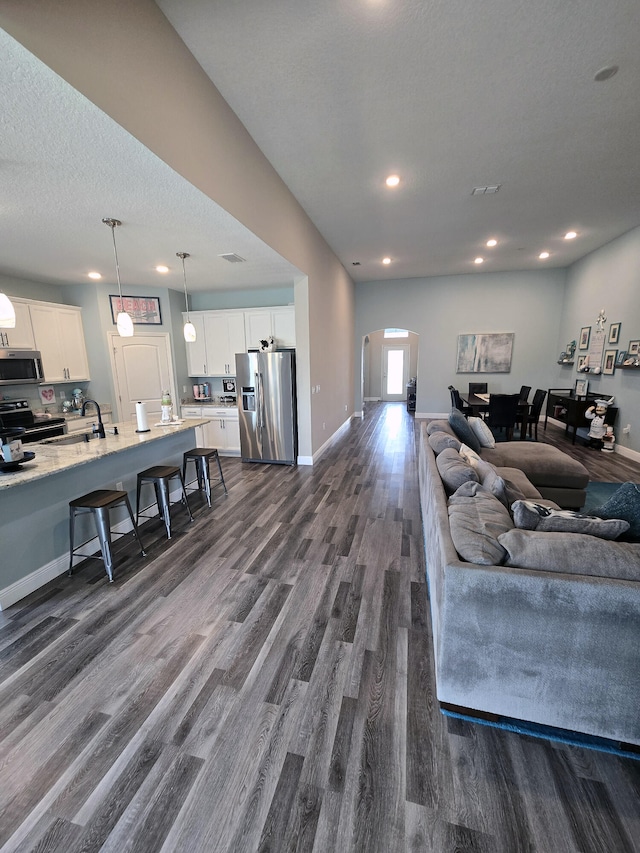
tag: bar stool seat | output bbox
[136,464,193,539]
[69,489,146,583]
[182,447,227,508]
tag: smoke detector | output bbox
[219,253,246,263]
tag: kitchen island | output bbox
[0,419,208,608]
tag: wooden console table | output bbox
[544,388,618,444]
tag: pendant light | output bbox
[0,293,16,328]
[102,217,134,337]
[177,252,197,342]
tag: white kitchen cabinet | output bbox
[65,412,112,433]
[29,302,90,382]
[184,311,245,376]
[0,299,36,349]
[199,406,240,456]
[244,306,295,349]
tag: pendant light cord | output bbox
[102,217,124,302]
[177,252,191,320]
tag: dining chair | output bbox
[525,389,547,440]
[448,385,471,416]
[486,393,520,440]
[468,382,488,396]
[519,385,531,403]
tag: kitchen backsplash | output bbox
[0,381,91,413]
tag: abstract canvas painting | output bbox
[456,332,514,373]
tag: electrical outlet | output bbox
[623,424,631,435]
[322,422,326,430]
[344,404,348,411]
[116,481,123,490]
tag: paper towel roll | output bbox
[135,401,149,432]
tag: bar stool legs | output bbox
[182,448,227,508]
[69,490,146,582]
[136,465,193,539]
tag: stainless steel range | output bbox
[0,399,67,443]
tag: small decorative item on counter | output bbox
[601,425,616,453]
[585,396,615,449]
[61,399,74,414]
[161,390,173,424]
[72,389,84,410]
[1,436,24,463]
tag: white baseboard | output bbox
[312,416,352,464]
[417,412,448,420]
[364,396,381,402]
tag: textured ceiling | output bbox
[1,0,640,293]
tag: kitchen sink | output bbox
[41,431,95,445]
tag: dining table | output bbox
[459,392,531,440]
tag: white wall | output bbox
[363,330,419,400]
[355,269,566,416]
[553,226,640,455]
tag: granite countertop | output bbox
[0,418,208,490]
[183,401,237,409]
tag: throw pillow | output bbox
[498,529,640,581]
[474,458,507,504]
[448,481,513,565]
[468,415,496,448]
[426,419,457,437]
[448,408,482,453]
[511,500,630,540]
[428,431,462,455]
[436,447,479,494]
[459,443,482,466]
[591,482,640,538]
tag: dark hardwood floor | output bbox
[0,402,638,852]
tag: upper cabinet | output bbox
[29,303,90,382]
[184,310,246,376]
[0,298,36,349]
[244,306,296,350]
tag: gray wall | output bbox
[551,226,640,455]
[355,269,566,417]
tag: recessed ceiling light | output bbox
[564,231,577,240]
[352,261,361,266]
[594,65,618,82]
[155,265,169,273]
[385,175,400,188]
[87,271,101,280]
[486,239,497,247]
[382,257,392,265]
[474,257,484,264]
[539,251,550,259]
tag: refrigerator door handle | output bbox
[255,371,263,430]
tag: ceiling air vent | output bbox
[471,185,501,195]
[219,252,246,263]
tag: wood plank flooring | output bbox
[0,402,638,852]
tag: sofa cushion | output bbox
[498,529,640,581]
[591,482,640,539]
[436,448,479,494]
[472,459,532,509]
[468,415,496,448]
[428,430,462,455]
[426,419,457,437]
[512,500,630,539]
[448,481,513,565]
[448,409,482,453]
[479,442,589,489]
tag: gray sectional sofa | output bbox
[419,419,640,747]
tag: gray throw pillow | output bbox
[426,419,457,437]
[448,482,513,565]
[428,431,462,454]
[512,500,630,540]
[591,482,640,538]
[498,529,640,581]
[448,409,482,454]
[436,448,479,494]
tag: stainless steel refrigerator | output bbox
[235,350,297,465]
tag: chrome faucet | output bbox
[81,399,106,439]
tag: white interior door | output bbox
[382,345,409,402]
[109,332,177,424]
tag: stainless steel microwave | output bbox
[0,350,45,385]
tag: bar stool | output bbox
[182,447,228,508]
[136,464,193,539]
[69,489,146,583]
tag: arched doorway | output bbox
[361,327,419,413]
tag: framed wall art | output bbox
[577,354,589,371]
[456,332,514,373]
[608,322,621,344]
[603,349,617,375]
[574,378,589,396]
[579,326,591,349]
[628,340,640,356]
[616,350,627,365]
[110,295,162,325]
